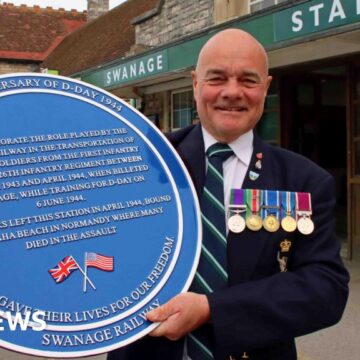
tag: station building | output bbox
[43,0,360,259]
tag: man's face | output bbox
[192,32,272,143]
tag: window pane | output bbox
[297,83,314,106]
[355,141,360,176]
[355,105,360,137]
[321,78,346,106]
[265,94,278,109]
[172,90,194,129]
[173,94,181,108]
[173,108,192,128]
[180,92,190,108]
[352,185,360,241]
[173,111,181,128]
[257,111,278,141]
[356,68,360,100]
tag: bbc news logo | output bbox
[0,311,46,331]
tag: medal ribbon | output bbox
[246,189,262,216]
[263,190,280,218]
[281,191,295,219]
[245,189,251,218]
[296,192,312,216]
[230,189,245,209]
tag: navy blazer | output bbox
[108,124,349,360]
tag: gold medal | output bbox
[246,214,262,231]
[263,215,280,232]
[245,189,262,231]
[228,214,246,233]
[297,216,314,235]
[281,215,297,232]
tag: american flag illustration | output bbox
[85,252,114,271]
[48,256,79,283]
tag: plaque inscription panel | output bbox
[0,74,201,357]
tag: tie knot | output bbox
[206,143,233,162]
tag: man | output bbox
[109,29,349,360]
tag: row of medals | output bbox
[227,210,314,235]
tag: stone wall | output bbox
[135,0,214,47]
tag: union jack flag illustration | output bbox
[48,256,79,283]
[85,252,114,271]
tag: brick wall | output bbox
[0,61,37,75]
[135,0,214,47]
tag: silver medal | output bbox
[228,214,246,233]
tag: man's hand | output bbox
[147,292,211,341]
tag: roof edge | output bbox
[131,0,164,25]
[0,2,86,15]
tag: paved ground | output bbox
[0,259,358,360]
[297,258,360,359]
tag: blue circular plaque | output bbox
[0,74,201,357]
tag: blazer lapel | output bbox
[242,133,269,189]
[176,125,206,198]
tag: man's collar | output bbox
[201,126,253,166]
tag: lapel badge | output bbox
[280,239,292,253]
[278,239,292,272]
[277,252,288,272]
[249,170,259,181]
[255,152,263,170]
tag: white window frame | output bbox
[171,88,194,131]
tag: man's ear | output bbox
[265,75,272,96]
[191,70,198,101]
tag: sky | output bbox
[0,0,126,11]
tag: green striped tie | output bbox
[188,143,233,359]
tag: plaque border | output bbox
[0,73,202,358]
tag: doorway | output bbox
[281,66,347,245]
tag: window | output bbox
[171,89,194,130]
[250,0,288,13]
